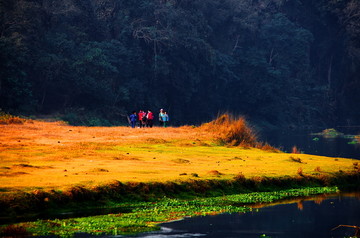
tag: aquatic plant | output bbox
[315,128,344,137]
[0,187,339,237]
[348,140,358,145]
[260,234,272,238]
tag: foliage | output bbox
[312,128,345,138]
[0,0,359,127]
[321,128,344,137]
[0,187,339,237]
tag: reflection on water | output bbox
[132,193,360,238]
[259,130,360,159]
[133,228,206,237]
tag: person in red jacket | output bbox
[146,110,154,128]
[138,110,146,128]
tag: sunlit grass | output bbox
[0,117,358,193]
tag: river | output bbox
[132,193,360,238]
[259,130,360,159]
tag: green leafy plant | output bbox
[0,187,338,237]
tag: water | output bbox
[259,130,360,159]
[133,193,360,238]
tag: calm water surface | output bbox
[259,130,360,159]
[132,194,360,238]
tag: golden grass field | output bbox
[0,119,358,193]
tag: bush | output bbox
[0,111,26,124]
[201,113,258,147]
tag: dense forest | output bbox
[1,0,359,128]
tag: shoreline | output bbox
[1,171,359,222]
[1,185,355,237]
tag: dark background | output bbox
[1,0,359,128]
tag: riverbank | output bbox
[0,118,359,236]
[0,187,344,237]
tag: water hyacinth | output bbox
[2,187,339,237]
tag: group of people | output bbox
[129,109,169,128]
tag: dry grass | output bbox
[0,112,26,125]
[0,116,358,193]
[291,146,301,154]
[200,114,257,146]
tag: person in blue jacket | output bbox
[161,111,169,127]
[129,111,137,128]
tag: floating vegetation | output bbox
[348,140,358,145]
[312,128,344,138]
[311,129,360,145]
[0,187,339,237]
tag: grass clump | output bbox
[0,111,26,125]
[291,146,301,154]
[313,128,344,138]
[290,156,302,163]
[201,114,258,147]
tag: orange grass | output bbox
[0,112,26,125]
[200,114,257,146]
[0,118,358,193]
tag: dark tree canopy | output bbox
[1,0,359,128]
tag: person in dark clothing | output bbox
[129,111,137,128]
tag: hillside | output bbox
[1,0,360,128]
